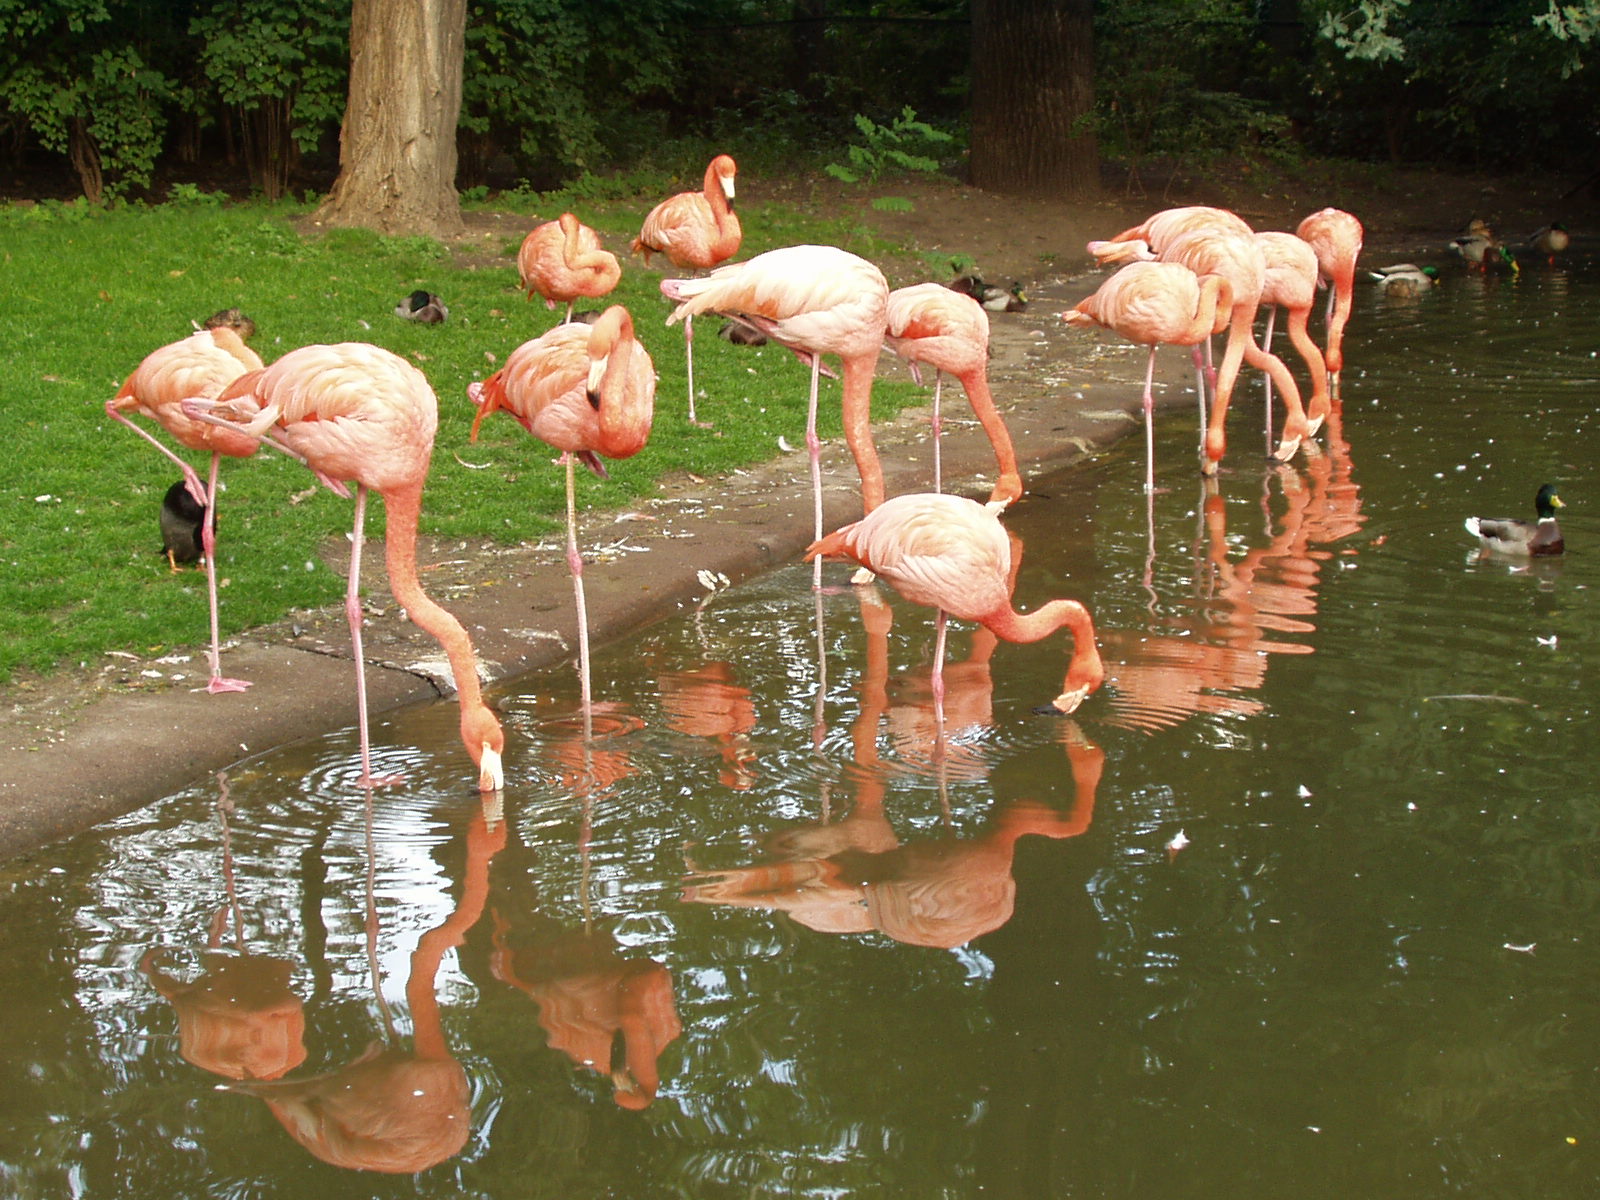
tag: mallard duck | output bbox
[160,480,207,572]
[394,289,448,324]
[1464,483,1565,556]
[1449,234,1519,273]
[1526,223,1570,262]
[1370,263,1439,295]
[947,274,1029,312]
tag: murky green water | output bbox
[3,256,1597,1198]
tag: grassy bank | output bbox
[0,188,921,683]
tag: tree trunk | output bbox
[969,0,1098,199]
[313,0,465,237]
[69,118,104,206]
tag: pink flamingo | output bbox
[884,282,1023,507]
[632,154,742,425]
[1060,261,1233,495]
[469,306,655,717]
[107,324,264,693]
[661,244,889,586]
[1088,204,1254,266]
[1255,230,1331,441]
[1295,207,1363,394]
[517,212,622,325]
[1158,228,1310,472]
[806,491,1104,715]
[187,344,505,792]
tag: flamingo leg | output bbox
[930,607,949,745]
[106,403,207,506]
[931,370,944,493]
[565,453,593,718]
[806,353,824,590]
[200,452,250,694]
[345,486,376,788]
[684,313,698,426]
[1141,345,1158,496]
[1261,305,1278,455]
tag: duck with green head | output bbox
[1465,483,1565,556]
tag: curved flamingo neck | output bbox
[981,599,1082,644]
[379,483,499,747]
[839,352,885,512]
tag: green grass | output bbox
[0,190,924,683]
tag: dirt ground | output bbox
[2,161,1590,862]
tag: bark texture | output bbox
[313,0,466,237]
[970,0,1098,199]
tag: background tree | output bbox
[190,0,349,201]
[969,0,1098,198]
[312,0,465,236]
[0,0,175,204]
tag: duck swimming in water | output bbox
[1465,483,1565,556]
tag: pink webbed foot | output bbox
[206,676,253,695]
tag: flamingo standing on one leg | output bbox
[632,154,742,426]
[108,324,264,693]
[468,306,655,718]
[661,244,889,587]
[1255,230,1332,444]
[1157,228,1310,473]
[185,343,505,792]
[805,492,1104,715]
[1294,208,1363,397]
[518,213,622,326]
[884,283,1023,508]
[1060,261,1233,495]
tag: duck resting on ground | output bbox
[394,290,449,324]
[1464,483,1565,556]
[947,273,1028,311]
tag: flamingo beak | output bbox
[477,744,504,792]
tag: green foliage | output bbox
[824,108,955,185]
[164,181,226,206]
[0,4,174,203]
[189,0,349,198]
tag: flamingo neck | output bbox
[380,483,504,779]
[839,353,885,512]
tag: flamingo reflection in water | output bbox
[658,660,759,790]
[141,775,306,1082]
[683,583,1103,949]
[1102,402,1365,733]
[218,798,505,1174]
[490,718,681,1110]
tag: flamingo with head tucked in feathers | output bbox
[184,343,505,792]
[108,323,264,693]
[518,213,621,326]
[469,306,655,718]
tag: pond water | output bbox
[3,254,1598,1198]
